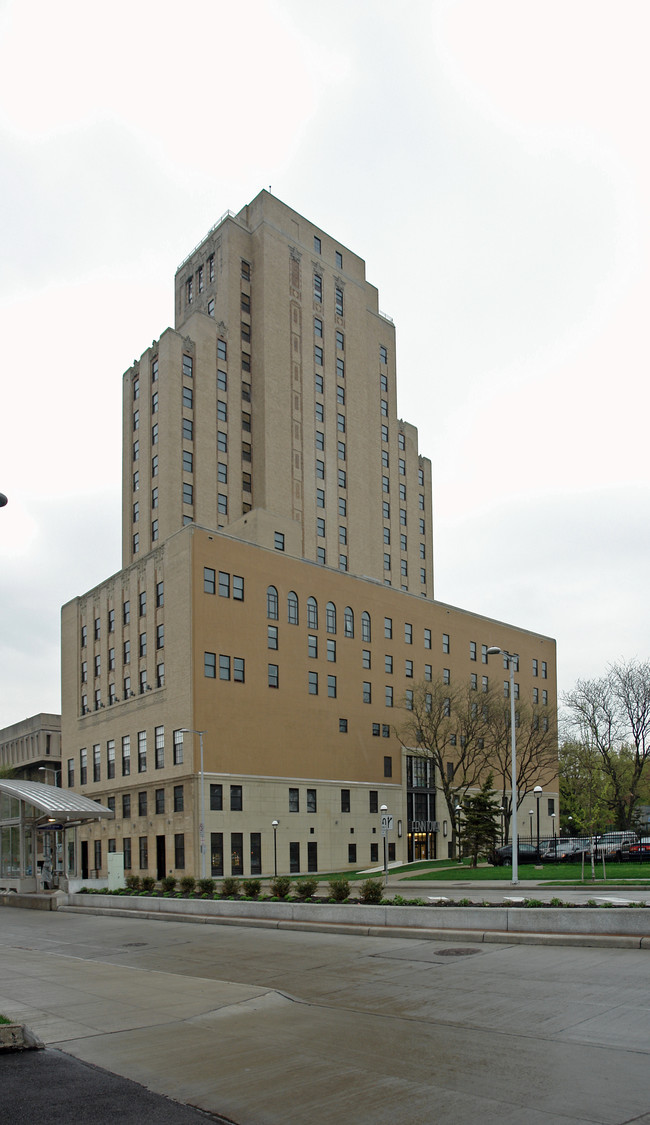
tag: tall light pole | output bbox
[380,804,388,885]
[534,784,543,853]
[529,809,534,846]
[487,646,519,885]
[180,729,207,880]
[272,820,279,877]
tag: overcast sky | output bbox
[1,0,648,728]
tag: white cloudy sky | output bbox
[1,0,648,727]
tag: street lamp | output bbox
[551,812,557,858]
[38,767,59,786]
[179,729,207,880]
[529,810,534,846]
[487,646,519,885]
[533,784,543,853]
[498,806,504,845]
[272,819,279,877]
[380,804,388,884]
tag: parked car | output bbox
[490,843,542,866]
[627,841,650,860]
[540,839,584,862]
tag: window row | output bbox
[104,833,186,872]
[204,653,245,681]
[68,729,185,785]
[80,587,164,646]
[203,568,244,599]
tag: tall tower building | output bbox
[122,192,433,594]
[61,192,557,883]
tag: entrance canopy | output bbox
[0,779,113,827]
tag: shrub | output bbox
[294,877,319,900]
[222,876,241,897]
[330,877,350,903]
[125,875,141,891]
[179,875,196,895]
[161,876,177,893]
[242,879,262,898]
[359,879,383,904]
[523,898,543,908]
[197,878,216,895]
[141,875,156,893]
[549,897,563,907]
[270,875,292,899]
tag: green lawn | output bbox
[404,862,650,883]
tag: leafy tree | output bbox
[558,739,610,836]
[563,659,650,829]
[461,774,501,867]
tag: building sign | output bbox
[409,820,439,833]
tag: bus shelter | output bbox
[0,779,112,892]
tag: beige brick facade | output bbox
[60,191,558,881]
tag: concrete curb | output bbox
[0,1023,45,1051]
[57,895,650,950]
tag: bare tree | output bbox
[395,680,490,858]
[481,692,558,844]
[563,659,650,829]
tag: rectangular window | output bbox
[174,834,185,869]
[173,785,184,812]
[289,787,299,813]
[183,482,193,505]
[384,756,392,778]
[335,287,343,315]
[307,788,317,813]
[308,670,319,695]
[138,791,147,816]
[268,663,279,688]
[155,788,165,815]
[341,789,351,813]
[138,837,148,870]
[122,793,131,818]
[230,785,243,811]
[173,729,184,765]
[122,735,131,776]
[137,731,147,772]
[362,681,371,704]
[217,339,227,361]
[384,617,392,639]
[314,273,322,301]
[210,784,222,811]
[385,685,393,707]
[328,674,337,698]
[442,633,450,654]
[155,725,164,769]
[314,316,322,337]
[348,844,357,864]
[211,832,224,877]
[308,635,318,659]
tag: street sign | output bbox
[381,815,394,830]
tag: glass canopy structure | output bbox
[0,779,112,892]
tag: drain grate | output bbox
[435,947,481,957]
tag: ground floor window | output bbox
[289,841,300,873]
[231,833,243,876]
[250,832,261,875]
[307,841,318,872]
[174,833,185,869]
[211,832,223,877]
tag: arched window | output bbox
[344,607,354,638]
[267,585,278,621]
[326,602,336,634]
[307,597,318,630]
[361,611,371,643]
[287,591,299,626]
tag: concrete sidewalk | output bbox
[2,907,650,1124]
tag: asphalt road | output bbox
[2,906,650,1124]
